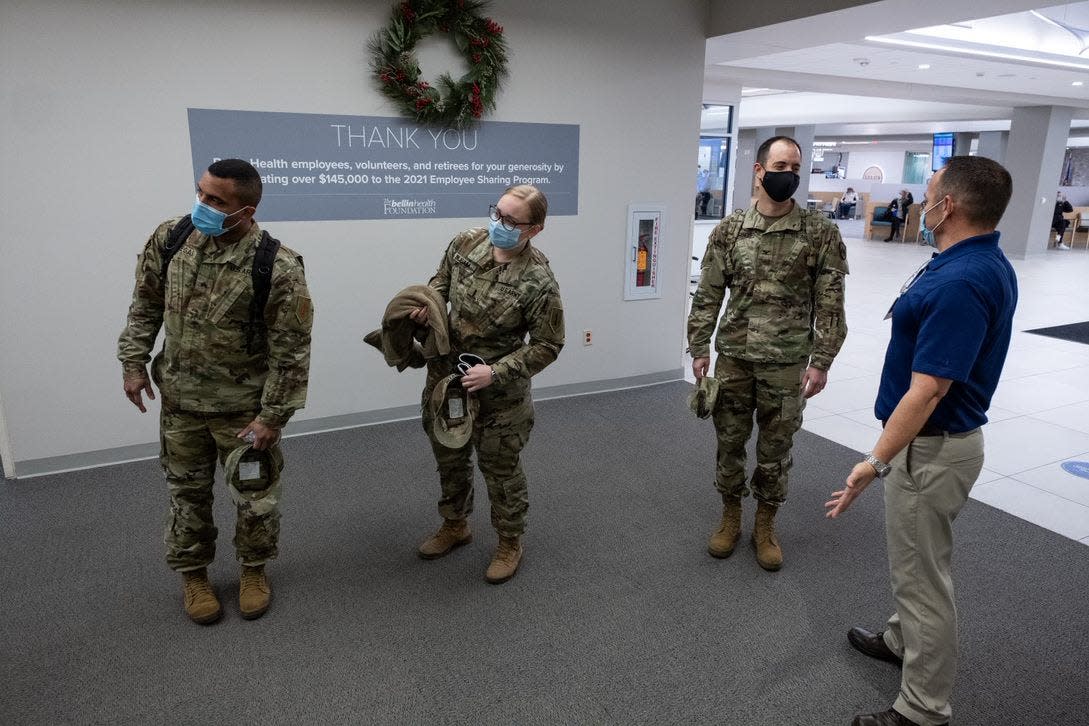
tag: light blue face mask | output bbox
[192,196,247,237]
[488,218,524,249]
[919,198,946,247]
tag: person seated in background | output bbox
[837,187,859,219]
[1052,191,1073,250]
[884,189,914,242]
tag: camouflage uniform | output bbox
[421,228,564,536]
[118,217,313,571]
[687,205,847,504]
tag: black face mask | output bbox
[760,170,800,203]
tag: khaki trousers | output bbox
[882,428,983,726]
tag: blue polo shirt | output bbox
[875,232,1018,432]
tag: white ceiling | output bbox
[705,0,1089,135]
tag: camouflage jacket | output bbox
[428,228,564,383]
[117,217,313,427]
[687,204,848,369]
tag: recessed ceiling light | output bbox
[918,64,931,70]
[1074,81,1085,86]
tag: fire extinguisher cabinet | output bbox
[623,203,664,300]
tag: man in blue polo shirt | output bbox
[824,155,1017,726]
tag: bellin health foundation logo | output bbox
[383,198,438,216]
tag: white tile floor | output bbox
[687,218,1089,545]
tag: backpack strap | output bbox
[796,208,817,271]
[161,215,195,279]
[719,209,746,251]
[162,216,282,354]
[246,231,281,354]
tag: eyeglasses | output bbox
[489,204,533,232]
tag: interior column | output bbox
[1002,106,1073,259]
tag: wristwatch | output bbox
[864,453,892,478]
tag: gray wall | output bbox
[0,0,707,474]
[1003,105,1075,258]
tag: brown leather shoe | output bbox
[485,535,523,584]
[181,568,221,625]
[239,565,271,620]
[418,519,472,559]
[851,708,941,726]
[707,496,742,558]
[847,627,903,667]
[752,501,783,571]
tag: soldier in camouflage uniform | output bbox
[118,159,313,623]
[687,136,848,571]
[411,185,565,584]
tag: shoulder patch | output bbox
[295,296,313,325]
[547,306,563,336]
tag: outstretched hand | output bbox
[825,462,875,518]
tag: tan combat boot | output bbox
[752,501,783,571]
[485,535,523,584]
[707,496,743,558]
[239,564,271,620]
[181,568,222,625]
[417,518,472,560]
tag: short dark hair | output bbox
[207,158,263,207]
[756,136,802,167]
[935,156,1012,228]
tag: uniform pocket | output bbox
[781,387,805,423]
[769,239,809,286]
[208,277,250,325]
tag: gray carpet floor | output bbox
[1024,320,1089,346]
[2,381,1087,725]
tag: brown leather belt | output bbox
[916,422,945,437]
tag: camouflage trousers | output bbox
[421,363,534,537]
[710,355,806,506]
[159,408,283,571]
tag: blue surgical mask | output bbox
[192,196,247,237]
[488,218,524,250]
[919,198,946,248]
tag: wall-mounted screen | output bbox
[932,132,954,171]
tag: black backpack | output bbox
[160,215,281,354]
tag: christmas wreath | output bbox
[369,0,509,128]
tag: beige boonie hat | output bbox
[430,373,479,449]
[223,443,283,516]
[688,376,720,419]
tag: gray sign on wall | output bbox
[187,108,579,222]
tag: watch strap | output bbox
[865,453,891,478]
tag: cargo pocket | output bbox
[781,390,805,434]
